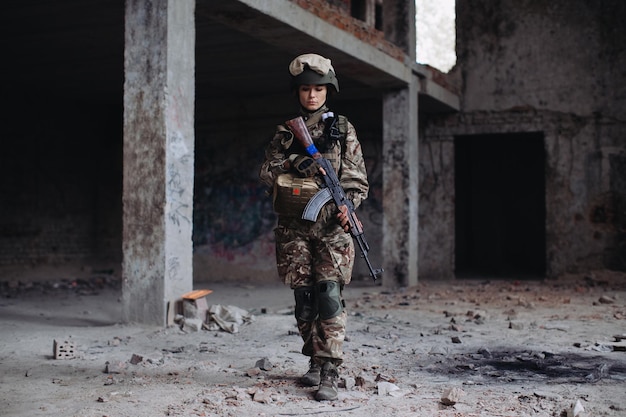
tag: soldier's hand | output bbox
[291,155,320,177]
[337,205,350,232]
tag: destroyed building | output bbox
[1,0,625,325]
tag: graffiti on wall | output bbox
[193,141,384,264]
[193,151,276,261]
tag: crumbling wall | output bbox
[420,0,626,278]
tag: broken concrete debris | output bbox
[567,399,585,417]
[441,386,466,405]
[174,289,255,334]
[129,353,143,365]
[245,357,274,377]
[597,295,616,304]
[342,376,356,390]
[181,289,212,320]
[589,341,626,352]
[376,381,399,396]
[249,387,275,404]
[182,317,203,332]
[105,361,127,374]
[5,271,625,415]
[205,304,254,333]
[254,357,273,371]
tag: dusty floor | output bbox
[1,270,625,417]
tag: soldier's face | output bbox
[298,84,327,112]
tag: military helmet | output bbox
[289,53,339,93]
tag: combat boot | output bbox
[315,362,338,401]
[300,359,321,386]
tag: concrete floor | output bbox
[1,271,625,416]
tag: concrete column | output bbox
[122,0,195,325]
[381,0,419,287]
[382,78,419,288]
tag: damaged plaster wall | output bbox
[419,0,626,279]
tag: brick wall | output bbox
[290,0,404,61]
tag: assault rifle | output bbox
[285,116,383,281]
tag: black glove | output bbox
[290,155,320,177]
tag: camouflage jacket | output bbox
[259,107,369,219]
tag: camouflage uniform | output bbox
[259,105,369,365]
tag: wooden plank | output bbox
[182,289,213,300]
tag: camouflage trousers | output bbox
[297,311,347,365]
[274,217,355,364]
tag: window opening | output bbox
[351,0,367,22]
[416,0,456,73]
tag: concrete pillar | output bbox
[381,0,419,287]
[122,0,195,325]
[382,80,419,288]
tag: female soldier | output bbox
[259,53,369,401]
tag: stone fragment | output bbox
[377,381,399,396]
[597,295,615,304]
[182,318,203,332]
[255,357,273,371]
[202,393,224,406]
[252,389,272,404]
[181,289,212,320]
[533,391,562,401]
[129,354,143,365]
[388,389,408,398]
[610,341,626,351]
[451,336,462,343]
[543,323,569,331]
[341,376,356,390]
[478,347,492,358]
[429,346,448,355]
[355,374,375,389]
[375,373,395,382]
[144,351,164,365]
[441,387,465,405]
[105,361,127,374]
[567,399,585,417]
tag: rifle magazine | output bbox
[301,188,333,222]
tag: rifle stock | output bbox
[285,116,383,281]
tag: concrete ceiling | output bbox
[2,1,454,110]
[195,1,408,100]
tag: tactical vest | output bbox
[272,114,348,218]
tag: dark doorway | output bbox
[455,133,546,278]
